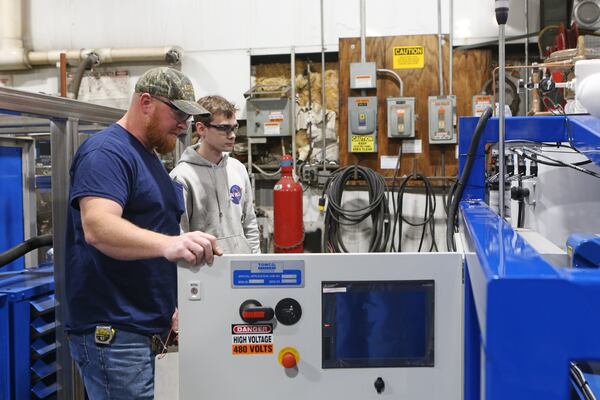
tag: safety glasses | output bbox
[151,96,191,124]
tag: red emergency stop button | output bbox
[282,352,297,368]
[278,347,300,369]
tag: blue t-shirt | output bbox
[65,124,184,335]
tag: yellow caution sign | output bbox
[393,46,425,69]
[351,135,375,152]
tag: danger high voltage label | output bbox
[231,324,274,355]
[393,46,425,69]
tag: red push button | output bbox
[278,347,300,369]
[281,352,297,369]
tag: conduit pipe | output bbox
[437,0,444,96]
[449,0,453,95]
[360,0,366,64]
[320,0,327,172]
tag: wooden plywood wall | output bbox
[339,35,492,178]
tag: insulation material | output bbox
[296,103,337,161]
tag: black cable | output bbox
[446,107,493,252]
[321,166,390,253]
[518,147,600,180]
[512,148,591,167]
[0,234,53,267]
[390,174,438,252]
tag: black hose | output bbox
[71,52,99,99]
[0,234,53,268]
[446,107,493,251]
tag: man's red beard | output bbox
[145,113,177,154]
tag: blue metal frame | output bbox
[0,267,55,399]
[459,115,600,400]
[0,145,26,272]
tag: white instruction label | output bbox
[380,156,400,170]
[264,122,280,135]
[354,75,373,88]
[402,139,422,154]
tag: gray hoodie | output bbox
[170,144,260,254]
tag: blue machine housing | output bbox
[459,115,600,400]
[567,234,600,269]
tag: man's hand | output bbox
[162,231,223,266]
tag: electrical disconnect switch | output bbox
[428,95,457,144]
[348,96,378,153]
[387,97,415,138]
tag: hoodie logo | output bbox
[230,185,242,205]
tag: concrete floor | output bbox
[155,352,179,400]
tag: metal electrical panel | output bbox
[348,96,377,153]
[350,62,377,89]
[428,95,457,144]
[387,97,416,138]
[245,86,291,137]
[178,253,464,400]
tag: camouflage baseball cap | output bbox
[135,67,210,117]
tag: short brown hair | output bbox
[194,95,238,125]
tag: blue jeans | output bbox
[68,330,156,400]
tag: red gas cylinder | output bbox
[273,155,304,253]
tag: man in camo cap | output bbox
[65,67,222,399]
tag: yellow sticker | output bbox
[351,135,375,152]
[393,46,425,69]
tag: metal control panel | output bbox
[428,95,457,144]
[348,96,378,153]
[387,97,416,138]
[245,85,291,137]
[178,253,463,400]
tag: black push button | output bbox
[275,298,302,325]
[374,377,385,394]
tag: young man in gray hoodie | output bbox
[170,95,260,254]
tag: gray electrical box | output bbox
[245,85,291,137]
[387,97,415,138]
[428,95,457,144]
[350,62,377,89]
[348,96,377,153]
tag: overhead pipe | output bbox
[0,0,29,70]
[27,46,182,67]
[0,0,182,71]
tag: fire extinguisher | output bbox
[273,154,304,253]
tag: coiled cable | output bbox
[321,165,390,252]
[390,174,438,252]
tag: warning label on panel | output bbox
[264,122,281,135]
[231,324,274,355]
[351,135,375,152]
[393,46,425,69]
